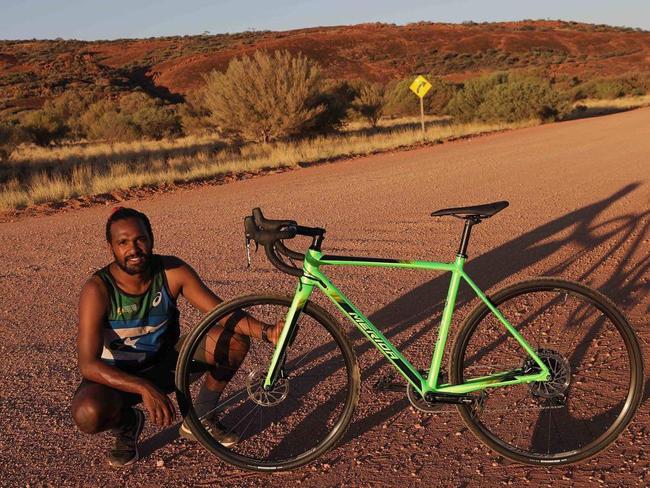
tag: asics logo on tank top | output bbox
[152,292,162,307]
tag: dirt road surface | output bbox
[1,108,649,487]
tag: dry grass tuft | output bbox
[578,95,650,109]
[0,118,534,211]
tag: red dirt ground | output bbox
[0,108,648,486]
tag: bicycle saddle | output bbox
[431,201,509,219]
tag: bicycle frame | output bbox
[265,250,551,396]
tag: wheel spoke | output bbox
[452,280,641,464]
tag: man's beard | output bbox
[114,251,152,275]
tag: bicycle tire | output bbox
[450,278,643,465]
[175,295,360,471]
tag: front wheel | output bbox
[450,278,643,465]
[175,295,360,471]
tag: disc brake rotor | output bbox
[525,348,571,399]
[246,370,289,407]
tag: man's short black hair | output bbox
[105,207,153,243]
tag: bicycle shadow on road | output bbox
[342,182,650,445]
[138,183,649,461]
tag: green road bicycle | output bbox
[176,202,643,471]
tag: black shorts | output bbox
[74,334,210,407]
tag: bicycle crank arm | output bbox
[424,393,478,405]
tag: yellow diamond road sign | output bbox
[409,75,432,98]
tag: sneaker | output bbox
[108,408,145,467]
[179,416,239,447]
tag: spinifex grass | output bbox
[579,95,650,110]
[0,119,534,211]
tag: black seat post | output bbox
[457,217,480,257]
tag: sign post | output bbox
[409,75,432,140]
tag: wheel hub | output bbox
[246,370,289,406]
[524,348,571,399]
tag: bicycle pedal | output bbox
[373,374,403,392]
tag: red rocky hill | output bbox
[1,20,649,112]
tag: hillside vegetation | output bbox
[2,20,650,114]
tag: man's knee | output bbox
[71,393,119,434]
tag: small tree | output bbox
[351,82,385,128]
[202,50,325,143]
[80,100,139,142]
[120,93,181,139]
[21,109,67,146]
[446,73,508,122]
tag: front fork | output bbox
[264,277,315,388]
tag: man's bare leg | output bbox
[180,320,252,444]
[180,311,284,440]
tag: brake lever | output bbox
[245,237,258,267]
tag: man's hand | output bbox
[267,319,285,345]
[140,382,176,427]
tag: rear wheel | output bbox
[450,278,643,465]
[175,295,360,471]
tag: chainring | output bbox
[406,370,448,413]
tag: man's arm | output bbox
[172,261,223,313]
[77,277,175,426]
[171,258,277,340]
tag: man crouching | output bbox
[71,207,281,466]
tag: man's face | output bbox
[108,217,153,275]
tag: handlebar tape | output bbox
[265,242,303,277]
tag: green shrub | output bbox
[44,90,100,138]
[384,76,457,117]
[201,50,326,143]
[0,122,20,160]
[79,93,181,142]
[80,100,139,142]
[351,82,385,127]
[477,78,565,122]
[86,111,139,142]
[120,93,181,139]
[446,73,566,123]
[131,104,180,139]
[446,73,507,122]
[584,80,626,99]
[309,79,356,134]
[572,75,649,100]
[178,90,212,135]
[21,109,67,146]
